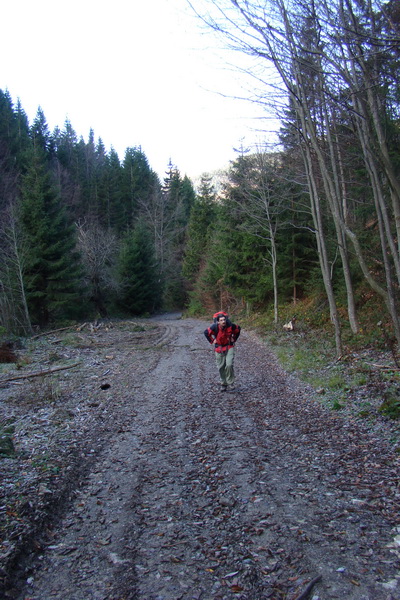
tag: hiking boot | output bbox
[227,384,236,392]
[220,384,227,392]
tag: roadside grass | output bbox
[269,331,349,410]
[242,302,400,422]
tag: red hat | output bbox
[213,311,228,320]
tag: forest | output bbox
[1,0,400,361]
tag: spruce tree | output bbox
[18,148,81,327]
[120,147,157,230]
[117,220,160,315]
[157,164,196,308]
[30,107,52,156]
[0,90,19,169]
[103,148,123,230]
[0,91,31,210]
[183,174,216,281]
[53,119,83,214]
[208,199,270,308]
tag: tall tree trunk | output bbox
[300,140,343,357]
[0,205,33,335]
[269,224,279,324]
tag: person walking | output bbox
[204,312,241,392]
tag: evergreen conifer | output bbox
[19,148,81,327]
[117,220,160,315]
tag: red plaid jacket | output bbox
[204,322,241,353]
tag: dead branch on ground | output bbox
[0,362,80,385]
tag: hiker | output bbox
[204,312,241,392]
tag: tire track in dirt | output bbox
[11,317,400,600]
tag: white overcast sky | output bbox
[1,0,278,180]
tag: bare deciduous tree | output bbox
[76,220,119,317]
[189,0,400,352]
[225,151,287,323]
[0,201,33,335]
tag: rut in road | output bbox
[15,317,399,600]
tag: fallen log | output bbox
[0,362,80,385]
[31,326,75,339]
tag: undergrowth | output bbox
[241,298,400,422]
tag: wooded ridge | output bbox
[0,0,399,367]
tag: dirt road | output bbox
[2,315,400,599]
